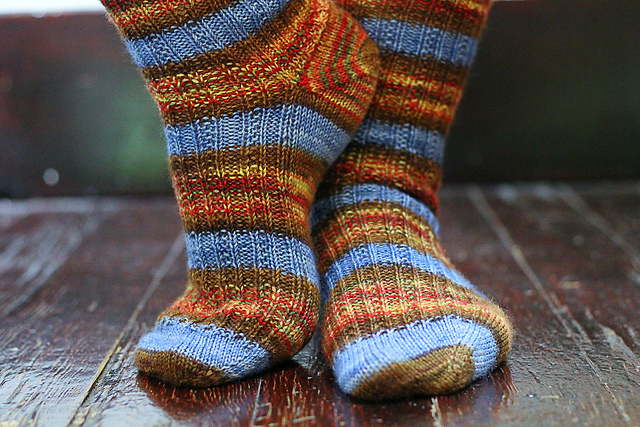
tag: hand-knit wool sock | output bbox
[312,0,513,399]
[101,0,379,387]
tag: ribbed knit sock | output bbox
[312,0,513,399]
[101,0,379,387]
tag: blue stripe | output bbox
[185,230,319,288]
[124,0,290,68]
[332,315,499,394]
[137,317,270,380]
[311,184,440,236]
[353,118,446,165]
[165,105,350,164]
[323,243,480,300]
[359,18,479,67]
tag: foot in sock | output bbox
[312,0,513,399]
[101,0,379,387]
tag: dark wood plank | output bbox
[566,182,640,351]
[0,198,182,425]
[0,202,106,316]
[432,187,626,426]
[476,183,640,425]
[563,181,640,353]
[564,181,640,260]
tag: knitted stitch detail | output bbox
[102,0,379,387]
[315,0,513,399]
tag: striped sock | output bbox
[101,0,379,387]
[313,0,513,399]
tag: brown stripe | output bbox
[378,51,470,89]
[350,345,476,400]
[103,0,237,16]
[357,51,473,133]
[322,263,513,362]
[161,266,320,362]
[313,201,449,274]
[169,144,325,185]
[108,0,243,40]
[102,0,160,13]
[135,348,230,388]
[374,53,467,114]
[318,142,442,214]
[170,145,324,242]
[366,52,472,134]
[338,0,491,39]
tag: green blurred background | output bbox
[0,0,639,197]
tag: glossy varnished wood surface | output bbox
[0,181,639,426]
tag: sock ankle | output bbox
[101,0,379,387]
[312,0,513,399]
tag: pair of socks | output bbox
[101,0,513,400]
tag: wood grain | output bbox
[1,182,639,426]
[0,198,182,426]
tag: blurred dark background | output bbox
[0,0,639,198]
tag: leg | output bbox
[313,0,513,399]
[101,0,379,387]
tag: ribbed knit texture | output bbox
[312,0,513,399]
[101,0,379,387]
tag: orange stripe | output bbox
[163,267,321,361]
[108,0,242,39]
[320,143,442,213]
[169,146,324,240]
[322,264,511,359]
[314,202,449,273]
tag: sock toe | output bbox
[350,345,476,400]
[331,315,500,400]
[135,317,271,388]
[135,349,229,388]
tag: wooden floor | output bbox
[1,181,639,426]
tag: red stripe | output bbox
[316,207,448,268]
[328,147,442,213]
[322,284,490,346]
[170,286,317,352]
[172,174,312,211]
